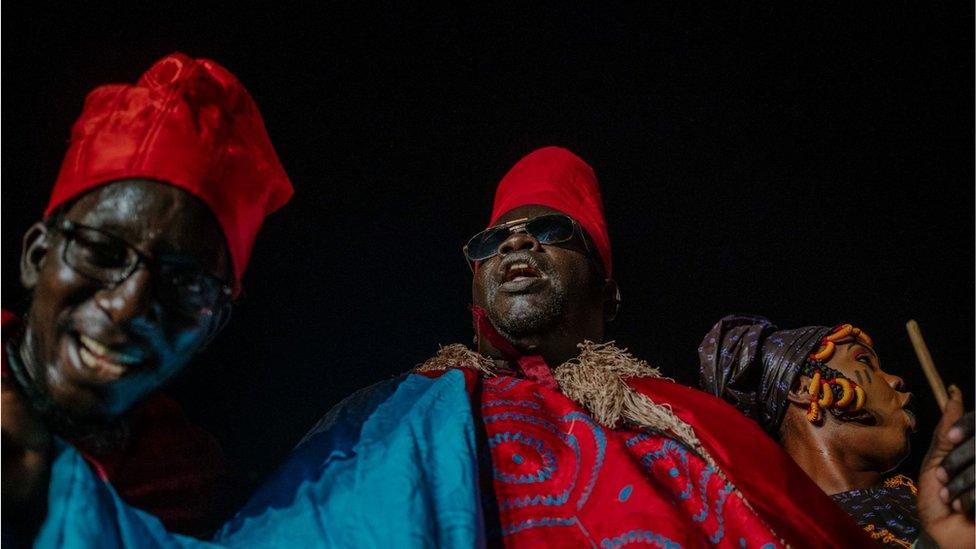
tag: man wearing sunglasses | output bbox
[2,53,292,543]
[28,148,873,547]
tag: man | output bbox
[29,147,875,547]
[2,53,293,543]
[699,315,974,547]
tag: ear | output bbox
[602,278,620,322]
[786,383,814,407]
[20,222,52,290]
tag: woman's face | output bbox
[823,337,915,472]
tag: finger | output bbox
[945,464,974,502]
[926,386,966,469]
[940,436,975,478]
[947,410,974,444]
[952,489,974,519]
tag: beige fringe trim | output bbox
[553,341,715,469]
[415,344,498,377]
[414,341,714,468]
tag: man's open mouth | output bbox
[503,262,542,283]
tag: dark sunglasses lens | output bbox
[527,215,574,244]
[465,227,511,261]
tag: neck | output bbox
[512,333,585,366]
[781,424,884,495]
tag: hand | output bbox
[917,385,974,548]
[2,378,51,510]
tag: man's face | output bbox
[823,339,914,471]
[472,205,605,350]
[20,180,230,424]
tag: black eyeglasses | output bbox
[54,218,232,316]
[462,213,588,264]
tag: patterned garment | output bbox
[831,475,920,548]
[478,373,784,548]
[35,366,873,547]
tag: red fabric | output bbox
[45,53,293,294]
[627,377,874,547]
[424,364,873,547]
[74,394,237,537]
[1,311,236,536]
[489,146,612,277]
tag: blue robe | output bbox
[36,371,484,548]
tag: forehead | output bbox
[64,179,228,266]
[493,204,567,225]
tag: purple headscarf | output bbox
[698,315,830,436]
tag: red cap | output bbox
[46,53,293,294]
[489,146,611,277]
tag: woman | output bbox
[699,315,973,548]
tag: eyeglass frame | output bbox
[460,213,603,276]
[51,217,233,313]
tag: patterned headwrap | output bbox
[698,315,829,436]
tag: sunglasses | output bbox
[462,213,586,265]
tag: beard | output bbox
[485,263,566,340]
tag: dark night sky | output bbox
[3,3,973,486]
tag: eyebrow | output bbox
[846,341,878,359]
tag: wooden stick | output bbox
[906,319,949,411]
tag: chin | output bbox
[491,307,558,339]
[46,372,136,424]
[490,293,563,334]
[49,386,113,423]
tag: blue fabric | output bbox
[35,371,485,548]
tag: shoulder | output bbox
[297,375,410,448]
[626,376,757,421]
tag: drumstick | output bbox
[906,319,949,411]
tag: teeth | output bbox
[79,335,140,365]
[80,335,108,356]
[79,346,125,377]
[79,346,97,369]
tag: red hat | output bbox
[46,53,293,294]
[489,146,612,277]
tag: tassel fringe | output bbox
[415,344,497,377]
[553,341,714,469]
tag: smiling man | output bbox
[2,53,292,543]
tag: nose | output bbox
[885,373,906,392]
[94,267,158,324]
[498,230,541,257]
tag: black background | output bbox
[3,3,973,487]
